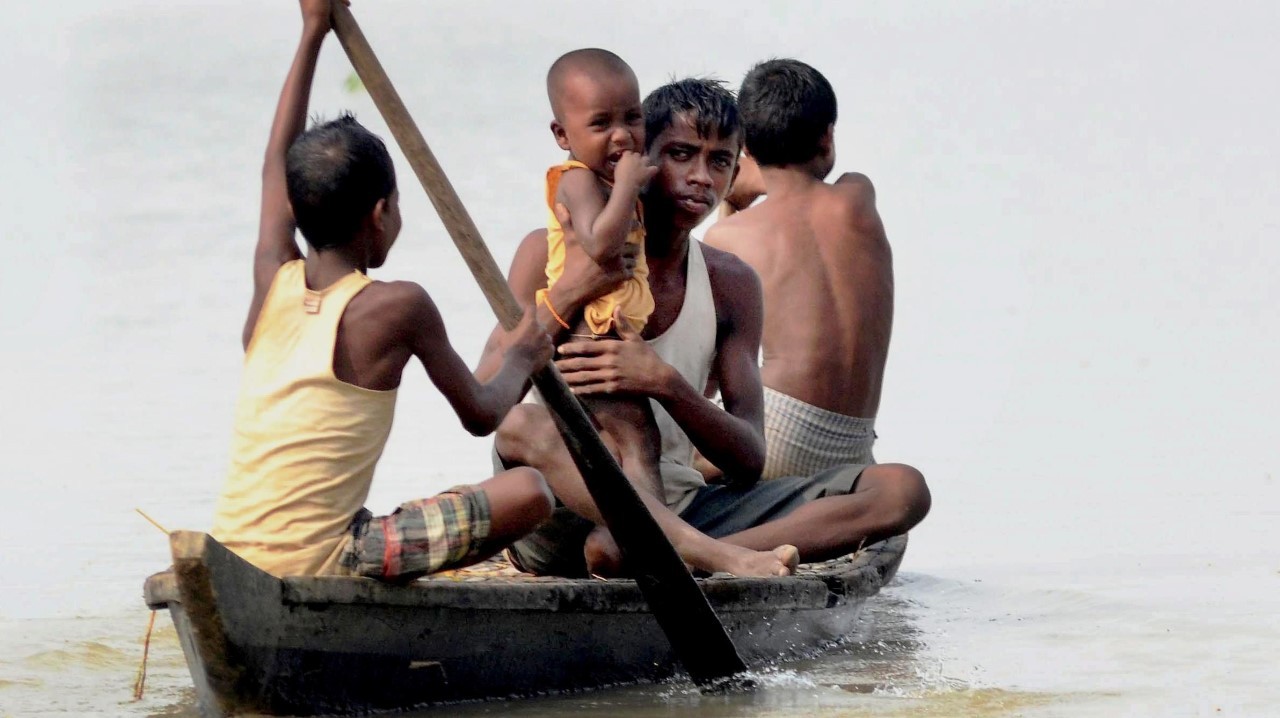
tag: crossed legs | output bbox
[718,463,931,562]
[495,404,797,578]
[497,402,931,575]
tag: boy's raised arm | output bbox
[244,1,345,348]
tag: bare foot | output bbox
[583,526,625,577]
[587,528,797,579]
[774,544,800,574]
[705,542,798,578]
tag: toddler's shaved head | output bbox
[547,48,636,119]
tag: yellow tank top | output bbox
[535,160,654,335]
[211,260,397,577]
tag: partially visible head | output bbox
[738,59,837,175]
[285,113,400,267]
[641,79,742,232]
[546,48,643,180]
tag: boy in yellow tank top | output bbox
[533,49,665,506]
[210,0,554,581]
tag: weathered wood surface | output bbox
[144,532,907,718]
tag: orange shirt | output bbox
[535,160,654,335]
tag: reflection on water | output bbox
[427,586,978,718]
[144,692,199,718]
[6,567,1278,717]
[0,616,190,717]
[2,583,944,718]
[0,583,935,717]
[408,585,1088,718]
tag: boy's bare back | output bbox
[707,171,892,418]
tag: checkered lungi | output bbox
[339,485,492,582]
[762,387,877,480]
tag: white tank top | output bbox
[527,240,718,512]
[648,241,718,512]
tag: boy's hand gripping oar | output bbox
[329,3,748,686]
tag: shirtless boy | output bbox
[706,59,893,479]
[210,0,553,581]
[487,79,929,578]
[534,49,664,511]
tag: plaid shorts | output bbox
[762,387,877,480]
[339,485,492,582]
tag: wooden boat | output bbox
[144,530,907,717]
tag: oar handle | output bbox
[330,5,522,329]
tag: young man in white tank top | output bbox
[480,79,931,578]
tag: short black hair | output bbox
[642,78,741,151]
[285,113,396,250]
[737,59,837,167]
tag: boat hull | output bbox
[145,531,906,717]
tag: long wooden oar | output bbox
[329,4,747,685]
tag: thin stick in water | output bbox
[131,609,158,701]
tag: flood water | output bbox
[1,1,1277,716]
